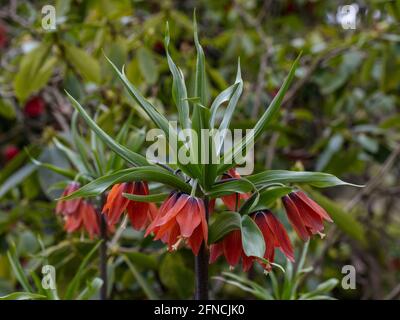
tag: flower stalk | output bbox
[99,212,108,300]
[195,196,209,300]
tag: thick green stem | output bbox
[195,196,209,300]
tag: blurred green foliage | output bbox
[0,0,399,299]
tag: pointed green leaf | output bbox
[247,170,361,188]
[193,12,207,106]
[241,215,265,258]
[0,292,46,300]
[209,211,241,243]
[7,244,33,293]
[62,166,191,200]
[66,92,150,167]
[218,53,302,174]
[165,23,190,130]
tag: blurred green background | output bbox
[0,0,399,300]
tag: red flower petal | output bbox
[223,230,242,267]
[264,212,294,262]
[187,225,204,256]
[254,213,275,262]
[196,198,208,245]
[291,193,324,234]
[176,198,201,238]
[209,242,223,263]
[82,202,100,239]
[64,210,82,233]
[103,183,133,226]
[282,195,310,241]
[295,191,333,222]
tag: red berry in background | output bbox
[24,96,45,118]
[0,21,7,49]
[3,145,20,162]
[285,2,296,14]
[153,40,165,55]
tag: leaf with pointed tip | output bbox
[247,170,362,188]
[209,82,240,128]
[165,23,190,130]
[106,55,201,179]
[241,215,265,258]
[216,61,243,154]
[209,211,241,244]
[61,167,191,200]
[66,92,150,167]
[53,138,88,174]
[105,55,172,136]
[218,53,302,174]
[193,13,207,106]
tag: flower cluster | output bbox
[56,182,100,238]
[102,181,157,230]
[210,188,332,271]
[56,167,332,272]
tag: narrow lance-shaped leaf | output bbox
[105,55,172,136]
[247,170,362,188]
[218,53,302,174]
[53,137,88,175]
[66,92,150,167]
[71,111,96,175]
[193,12,207,106]
[216,60,243,155]
[7,244,33,293]
[105,113,132,172]
[106,55,202,179]
[209,82,240,128]
[165,22,190,130]
[61,166,191,200]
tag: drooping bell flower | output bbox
[64,201,100,239]
[56,182,81,215]
[24,96,45,118]
[209,229,253,271]
[102,181,155,230]
[253,211,294,264]
[56,182,100,238]
[145,193,208,255]
[210,210,294,271]
[282,191,333,241]
[3,145,20,162]
[220,168,249,211]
